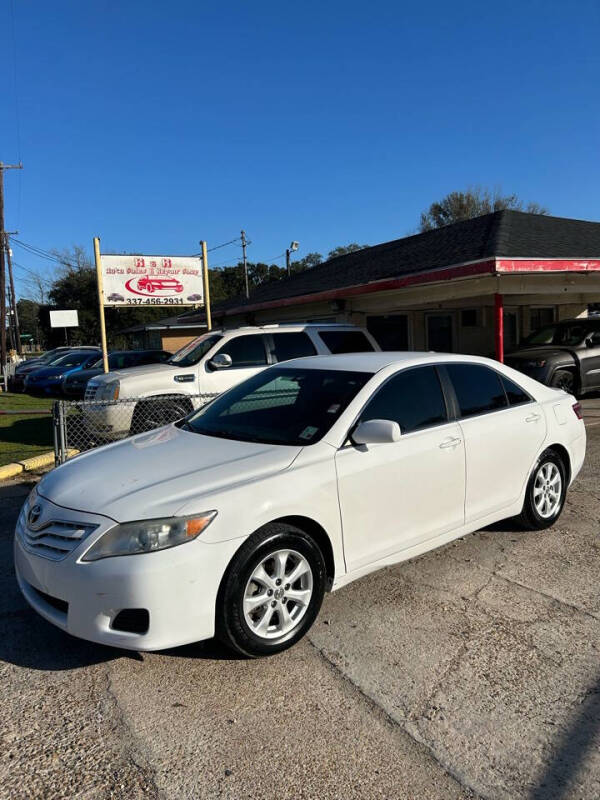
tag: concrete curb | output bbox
[0,449,79,482]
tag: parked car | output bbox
[187,293,202,302]
[24,349,101,397]
[83,324,379,438]
[9,347,99,392]
[62,350,172,399]
[14,352,585,656]
[137,276,183,293]
[506,318,600,396]
[107,293,125,302]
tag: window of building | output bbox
[461,309,478,327]
[360,366,448,434]
[446,364,508,418]
[366,315,409,350]
[271,333,317,362]
[216,335,267,367]
[318,330,374,354]
[530,307,555,333]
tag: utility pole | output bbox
[0,161,23,375]
[285,247,291,277]
[241,229,249,299]
[4,232,22,355]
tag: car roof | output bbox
[276,351,504,372]
[217,323,365,334]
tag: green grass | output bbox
[0,392,53,466]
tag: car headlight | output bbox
[47,374,63,382]
[524,359,547,368]
[81,511,217,561]
[95,380,120,401]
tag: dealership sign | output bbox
[100,254,204,307]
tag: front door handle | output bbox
[439,436,462,449]
[525,413,541,423]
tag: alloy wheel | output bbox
[533,461,562,519]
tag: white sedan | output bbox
[14,353,586,657]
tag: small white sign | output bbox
[50,310,79,328]
[100,254,204,307]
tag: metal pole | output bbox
[201,240,212,331]
[4,237,22,355]
[93,236,109,373]
[241,229,249,299]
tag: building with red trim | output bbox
[128,211,600,359]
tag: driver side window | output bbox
[360,366,448,434]
[215,335,268,368]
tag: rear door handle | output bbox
[525,413,541,423]
[439,436,462,449]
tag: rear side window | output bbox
[501,375,531,406]
[446,364,507,417]
[318,330,374,354]
[360,366,448,434]
[217,335,267,368]
[271,333,317,362]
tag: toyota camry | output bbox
[14,353,586,657]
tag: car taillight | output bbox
[572,402,583,420]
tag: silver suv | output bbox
[83,323,379,438]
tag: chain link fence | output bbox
[53,393,218,465]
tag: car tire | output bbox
[517,448,568,530]
[216,523,327,658]
[550,369,577,395]
[129,397,192,435]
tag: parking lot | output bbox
[0,398,599,800]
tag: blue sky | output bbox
[3,0,600,297]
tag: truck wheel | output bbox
[550,369,576,395]
[129,397,192,435]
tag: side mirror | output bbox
[208,353,232,370]
[586,334,599,348]
[352,419,401,445]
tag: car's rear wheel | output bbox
[216,523,326,658]
[550,369,576,395]
[517,449,567,530]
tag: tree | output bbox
[22,267,52,304]
[327,244,368,259]
[419,187,549,232]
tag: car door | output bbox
[201,334,269,394]
[444,363,547,523]
[581,330,600,389]
[335,365,466,573]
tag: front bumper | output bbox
[14,503,241,651]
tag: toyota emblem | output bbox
[28,504,42,527]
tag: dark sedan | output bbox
[62,349,171,399]
[24,350,101,397]
[9,347,94,392]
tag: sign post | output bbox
[93,237,109,373]
[201,240,212,331]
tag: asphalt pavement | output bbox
[1,398,600,799]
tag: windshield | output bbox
[183,367,372,446]
[49,351,95,368]
[523,323,593,347]
[168,333,222,367]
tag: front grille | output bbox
[84,384,98,402]
[18,516,98,561]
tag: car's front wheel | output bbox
[550,369,576,395]
[217,523,327,657]
[517,449,567,530]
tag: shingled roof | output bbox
[156,210,600,329]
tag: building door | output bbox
[426,314,454,352]
[366,315,409,350]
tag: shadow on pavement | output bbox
[530,670,600,800]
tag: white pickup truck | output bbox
[83,323,379,439]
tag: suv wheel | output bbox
[216,523,327,658]
[130,397,192,435]
[550,369,576,395]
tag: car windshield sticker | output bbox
[299,426,319,440]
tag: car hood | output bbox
[27,365,78,380]
[36,424,302,521]
[65,367,102,384]
[506,346,577,361]
[90,362,178,384]
[17,360,47,374]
